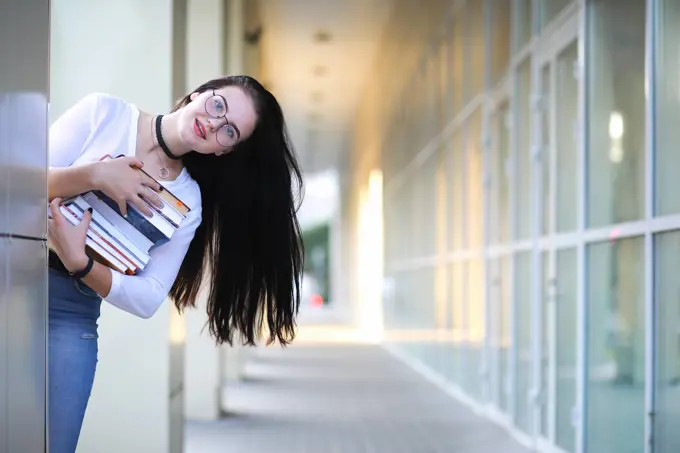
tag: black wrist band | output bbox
[70,256,94,280]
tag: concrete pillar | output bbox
[183,0,224,421]
[49,1,187,452]
[220,0,247,391]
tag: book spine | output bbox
[64,204,144,271]
[79,193,155,252]
[71,196,150,264]
[59,206,132,274]
[128,202,176,239]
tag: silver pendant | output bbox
[158,167,169,179]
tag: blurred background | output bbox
[3,0,680,452]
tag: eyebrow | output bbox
[221,95,241,140]
[229,122,241,140]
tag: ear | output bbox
[190,92,200,101]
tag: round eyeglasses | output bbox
[204,90,239,147]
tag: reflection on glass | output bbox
[499,255,511,414]
[466,258,485,399]
[490,102,511,244]
[514,0,533,51]
[515,251,533,433]
[556,248,577,453]
[540,253,550,437]
[451,261,466,386]
[556,41,579,233]
[654,231,680,453]
[439,38,451,124]
[539,0,572,29]
[587,0,645,227]
[541,64,551,235]
[587,237,644,453]
[655,0,680,216]
[466,0,485,100]
[516,59,533,240]
[451,14,465,116]
[499,103,510,243]
[467,110,483,249]
[490,0,511,86]
[449,133,464,250]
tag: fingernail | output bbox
[87,207,93,214]
[159,186,164,192]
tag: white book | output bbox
[68,202,149,269]
[128,202,177,239]
[78,193,154,254]
[64,204,144,271]
[59,206,130,274]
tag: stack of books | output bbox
[53,154,191,275]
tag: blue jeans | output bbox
[49,268,102,453]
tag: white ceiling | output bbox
[258,0,393,174]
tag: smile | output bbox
[194,118,206,140]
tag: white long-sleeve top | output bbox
[49,92,203,318]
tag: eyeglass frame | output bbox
[204,89,241,147]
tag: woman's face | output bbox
[178,86,258,156]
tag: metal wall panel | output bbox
[6,239,48,453]
[0,239,7,453]
[5,93,49,239]
[0,1,50,453]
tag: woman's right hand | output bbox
[91,156,163,217]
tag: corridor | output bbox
[185,332,531,453]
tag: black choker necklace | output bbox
[154,115,181,160]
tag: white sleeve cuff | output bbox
[106,266,123,300]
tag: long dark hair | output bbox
[168,75,304,346]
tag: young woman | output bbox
[47,75,304,453]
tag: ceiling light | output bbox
[313,30,333,43]
[311,91,323,103]
[313,65,328,77]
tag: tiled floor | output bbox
[184,340,532,453]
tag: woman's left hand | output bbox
[48,198,92,273]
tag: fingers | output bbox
[141,173,163,192]
[49,198,65,225]
[141,187,164,209]
[123,156,145,169]
[117,199,128,217]
[131,197,154,217]
[78,207,93,230]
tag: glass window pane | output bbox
[586,237,645,453]
[449,132,464,250]
[466,257,485,398]
[516,58,533,240]
[490,0,511,86]
[440,38,452,125]
[586,0,646,227]
[490,102,511,244]
[654,231,680,453]
[514,0,533,52]
[451,14,464,116]
[466,0,485,100]
[451,261,466,385]
[556,248,577,453]
[500,103,511,243]
[541,64,551,235]
[467,110,483,249]
[515,251,533,433]
[539,0,572,29]
[654,0,680,216]
[540,253,549,437]
[556,41,579,233]
[499,255,511,414]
